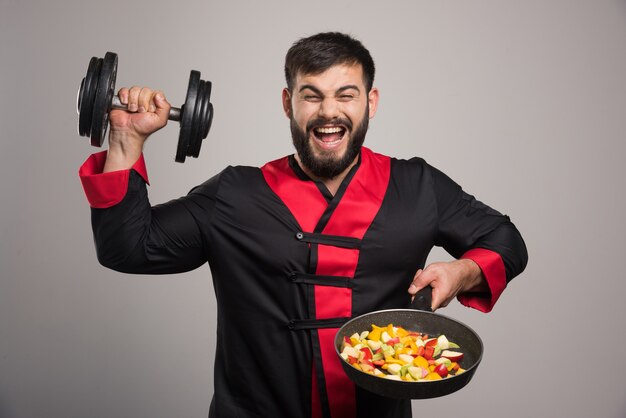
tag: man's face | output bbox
[283,63,379,179]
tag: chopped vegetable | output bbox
[340,324,466,381]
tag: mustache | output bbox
[306,117,353,132]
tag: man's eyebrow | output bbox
[298,84,361,95]
[298,84,323,95]
[336,85,361,94]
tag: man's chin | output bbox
[311,144,347,162]
[302,146,359,179]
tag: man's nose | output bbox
[318,97,340,120]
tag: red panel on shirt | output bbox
[261,148,391,418]
[261,156,327,232]
[314,148,391,418]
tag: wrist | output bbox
[104,132,144,172]
[457,258,486,293]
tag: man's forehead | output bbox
[294,63,365,91]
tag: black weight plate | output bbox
[77,57,101,137]
[77,57,93,136]
[188,80,207,158]
[197,101,214,157]
[189,80,213,158]
[176,70,200,163]
[198,80,212,139]
[90,52,118,147]
[201,83,213,139]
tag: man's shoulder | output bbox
[390,154,427,166]
[390,155,459,188]
[369,150,455,191]
[385,152,431,176]
[189,164,265,197]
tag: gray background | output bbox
[2,0,625,417]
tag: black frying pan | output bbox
[334,287,483,399]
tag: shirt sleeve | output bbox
[430,163,528,312]
[78,151,220,275]
[78,150,149,208]
[458,248,507,313]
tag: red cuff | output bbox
[78,151,149,208]
[457,248,506,313]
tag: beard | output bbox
[290,105,369,179]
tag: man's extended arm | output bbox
[79,86,213,275]
[80,151,216,275]
[409,163,528,312]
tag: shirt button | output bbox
[295,232,304,240]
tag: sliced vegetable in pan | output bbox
[339,323,466,381]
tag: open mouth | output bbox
[312,126,347,145]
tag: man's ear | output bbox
[282,88,292,118]
[368,87,380,119]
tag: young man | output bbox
[79,32,527,418]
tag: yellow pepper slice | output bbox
[368,325,384,342]
[413,356,429,369]
[383,355,405,365]
[396,327,409,338]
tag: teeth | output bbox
[315,126,343,134]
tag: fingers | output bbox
[118,86,168,115]
[408,268,431,310]
[127,86,141,112]
[118,87,129,106]
[138,87,154,113]
[153,91,171,120]
[408,268,425,294]
[112,86,170,140]
[407,263,455,311]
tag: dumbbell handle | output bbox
[111,95,181,122]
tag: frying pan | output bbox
[334,287,483,399]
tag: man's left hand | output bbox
[408,259,486,311]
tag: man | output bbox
[79,32,527,418]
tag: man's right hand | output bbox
[103,86,171,172]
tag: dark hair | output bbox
[284,32,375,92]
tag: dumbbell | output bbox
[77,52,214,163]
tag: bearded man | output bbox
[79,32,527,418]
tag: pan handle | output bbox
[410,286,433,312]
